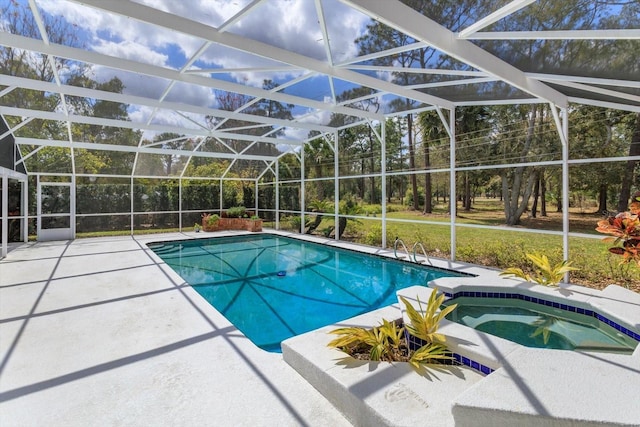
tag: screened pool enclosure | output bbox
[1,0,639,261]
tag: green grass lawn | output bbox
[295,198,639,292]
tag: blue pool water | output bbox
[444,297,638,353]
[149,234,467,352]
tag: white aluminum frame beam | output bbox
[1,74,336,134]
[14,137,278,162]
[458,0,537,38]
[344,0,568,108]
[1,106,302,146]
[465,29,640,40]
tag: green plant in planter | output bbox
[399,292,457,369]
[226,206,246,218]
[194,223,201,232]
[328,319,402,362]
[250,215,261,220]
[328,290,456,368]
[499,252,578,287]
[204,214,219,227]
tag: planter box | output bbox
[202,218,262,232]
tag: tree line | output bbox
[2,0,637,232]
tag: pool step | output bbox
[148,243,183,255]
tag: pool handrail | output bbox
[393,237,410,260]
[412,241,432,265]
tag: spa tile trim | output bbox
[405,331,495,376]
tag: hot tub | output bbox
[443,295,638,353]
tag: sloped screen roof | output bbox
[1,0,638,178]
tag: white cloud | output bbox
[164,82,217,108]
[93,40,170,68]
[129,106,211,140]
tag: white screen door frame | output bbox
[37,177,75,241]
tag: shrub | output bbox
[226,206,247,218]
[500,252,579,287]
[203,213,219,226]
[328,290,456,369]
[363,224,397,246]
[596,191,640,267]
[288,215,301,231]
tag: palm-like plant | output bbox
[327,319,401,362]
[399,293,457,368]
[500,252,579,287]
[328,290,457,369]
[305,199,332,234]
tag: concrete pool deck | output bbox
[1,231,639,426]
[0,232,353,426]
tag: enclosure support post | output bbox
[301,142,305,234]
[36,175,40,237]
[254,179,258,217]
[70,174,76,239]
[381,121,387,249]
[1,172,7,258]
[334,131,339,240]
[551,104,571,282]
[21,178,28,242]
[275,160,280,230]
[562,108,570,269]
[449,108,457,261]
[178,178,182,231]
[130,177,134,236]
[219,179,223,215]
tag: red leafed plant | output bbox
[596,192,640,267]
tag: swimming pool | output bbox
[149,234,467,352]
[444,297,638,353]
